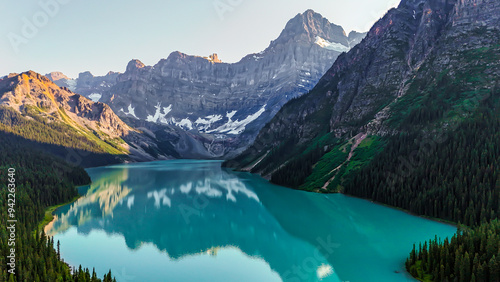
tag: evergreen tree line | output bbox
[0,131,115,281]
[270,145,324,188]
[406,220,500,281]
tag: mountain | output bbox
[45,71,70,82]
[47,10,367,158]
[347,31,366,46]
[0,71,184,165]
[227,0,499,216]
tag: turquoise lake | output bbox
[46,160,457,281]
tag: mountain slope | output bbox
[47,10,366,158]
[227,0,499,196]
[0,71,180,165]
[0,71,131,151]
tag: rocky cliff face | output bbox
[227,0,500,184]
[47,10,367,158]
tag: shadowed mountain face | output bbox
[46,10,366,158]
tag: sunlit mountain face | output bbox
[46,160,455,282]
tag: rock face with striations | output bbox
[48,10,367,158]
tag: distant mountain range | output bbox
[44,10,366,158]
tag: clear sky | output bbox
[1,0,399,78]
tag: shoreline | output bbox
[35,184,89,235]
[238,165,459,229]
[84,158,224,170]
[338,193,458,229]
[241,164,459,229]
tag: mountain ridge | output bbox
[44,10,367,158]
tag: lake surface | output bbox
[46,160,456,282]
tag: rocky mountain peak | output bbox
[206,53,222,63]
[271,9,348,48]
[45,71,70,82]
[78,71,95,80]
[162,51,192,64]
[23,70,52,83]
[126,59,146,72]
[59,10,368,158]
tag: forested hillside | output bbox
[0,106,124,167]
[347,89,500,226]
[0,131,115,281]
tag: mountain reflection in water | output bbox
[47,160,455,282]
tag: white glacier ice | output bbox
[207,104,267,135]
[314,36,350,52]
[146,103,172,123]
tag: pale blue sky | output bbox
[1,0,399,78]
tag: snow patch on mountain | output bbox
[120,104,139,119]
[172,118,194,130]
[208,105,267,135]
[195,114,223,131]
[226,110,237,120]
[314,36,350,52]
[128,104,138,119]
[66,79,77,92]
[146,103,172,123]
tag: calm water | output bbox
[46,160,456,282]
